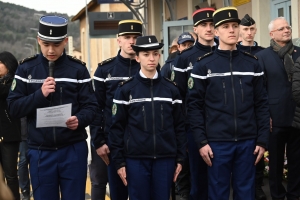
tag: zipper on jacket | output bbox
[4,109,12,123]
[230,51,238,141]
[150,80,156,158]
[129,59,132,77]
[142,106,147,131]
[60,87,63,105]
[239,78,244,103]
[222,80,227,105]
[161,104,164,129]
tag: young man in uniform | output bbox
[7,15,97,200]
[238,14,266,200]
[171,8,217,200]
[109,35,187,200]
[238,14,264,55]
[256,17,300,200]
[188,7,269,199]
[92,19,143,200]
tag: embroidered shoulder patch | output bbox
[11,79,16,91]
[188,77,194,89]
[170,70,175,81]
[99,57,116,66]
[67,55,86,65]
[19,54,38,64]
[112,103,117,115]
[197,52,213,61]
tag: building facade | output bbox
[71,0,300,75]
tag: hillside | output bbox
[0,1,80,60]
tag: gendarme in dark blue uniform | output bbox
[187,7,269,200]
[109,35,187,200]
[7,15,97,200]
[171,8,217,200]
[92,19,143,200]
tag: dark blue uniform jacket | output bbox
[238,41,265,55]
[187,49,270,149]
[256,46,300,127]
[93,51,140,149]
[172,39,218,99]
[109,71,187,170]
[7,52,98,150]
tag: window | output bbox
[271,0,291,25]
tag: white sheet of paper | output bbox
[36,103,72,128]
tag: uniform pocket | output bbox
[239,78,244,103]
[142,106,147,131]
[222,79,227,105]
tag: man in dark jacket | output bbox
[238,14,264,55]
[256,17,300,200]
[170,8,217,200]
[0,51,21,200]
[188,7,269,199]
[92,19,143,200]
[7,15,97,200]
[109,35,186,200]
[238,14,266,200]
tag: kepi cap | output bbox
[240,14,255,26]
[177,32,195,44]
[38,15,68,42]
[118,20,143,36]
[131,35,164,52]
[213,7,241,28]
[193,8,215,26]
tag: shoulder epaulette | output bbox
[179,45,193,55]
[67,55,86,65]
[163,77,177,86]
[242,51,258,60]
[19,54,37,65]
[197,52,213,61]
[99,57,116,66]
[118,77,133,86]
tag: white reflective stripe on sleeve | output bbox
[254,72,264,76]
[173,67,186,72]
[113,99,130,105]
[93,76,105,82]
[14,75,30,83]
[105,77,129,82]
[191,73,207,79]
[172,99,182,104]
[186,66,193,71]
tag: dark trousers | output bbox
[18,140,30,194]
[0,141,20,200]
[175,152,190,197]
[187,129,208,200]
[107,153,128,200]
[88,144,108,200]
[208,140,256,200]
[126,158,175,200]
[269,127,300,200]
[255,156,265,187]
[28,141,88,200]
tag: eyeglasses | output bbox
[271,26,292,32]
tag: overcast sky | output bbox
[1,0,91,16]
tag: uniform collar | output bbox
[216,47,240,58]
[117,50,138,66]
[139,70,158,79]
[40,50,66,66]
